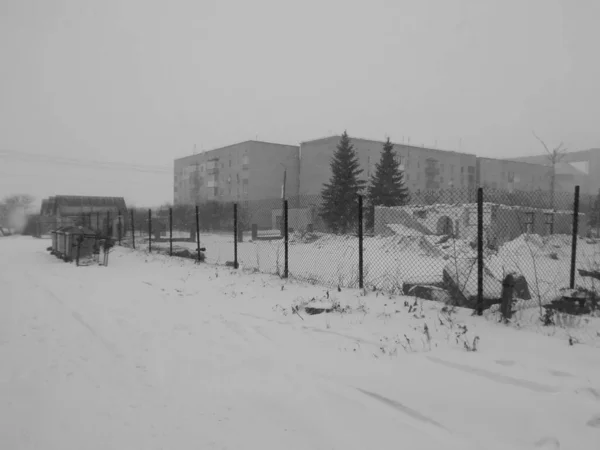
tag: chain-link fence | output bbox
[117,187,598,310]
[30,187,592,329]
[25,185,599,342]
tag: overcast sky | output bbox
[1,0,598,207]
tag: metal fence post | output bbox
[118,209,122,245]
[233,203,239,269]
[477,187,484,315]
[570,185,580,289]
[169,207,173,256]
[148,209,152,253]
[284,200,289,278]
[358,194,364,289]
[131,209,135,249]
[195,205,201,262]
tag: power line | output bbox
[0,148,172,174]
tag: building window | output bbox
[524,212,534,233]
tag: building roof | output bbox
[174,140,299,163]
[41,196,127,215]
[299,134,476,158]
[506,148,600,165]
[478,156,551,169]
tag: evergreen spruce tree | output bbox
[319,132,366,234]
[366,137,410,229]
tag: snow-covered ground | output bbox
[2,236,600,450]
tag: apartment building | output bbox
[174,135,592,210]
[298,135,478,196]
[173,140,299,205]
[476,157,551,192]
[508,148,599,195]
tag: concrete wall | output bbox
[374,204,493,243]
[509,148,599,195]
[174,141,253,205]
[174,141,299,206]
[299,136,478,197]
[247,141,299,202]
[489,206,587,247]
[271,208,313,231]
[477,157,551,191]
[373,203,587,247]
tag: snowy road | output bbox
[1,237,599,450]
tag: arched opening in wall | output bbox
[436,216,454,236]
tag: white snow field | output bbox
[1,237,600,450]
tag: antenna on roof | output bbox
[193,144,197,155]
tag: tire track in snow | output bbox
[25,272,124,360]
[355,387,447,430]
[427,356,559,393]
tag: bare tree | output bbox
[0,194,35,232]
[532,131,568,210]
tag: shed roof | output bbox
[42,196,127,215]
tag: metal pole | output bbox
[233,203,238,269]
[477,187,484,315]
[131,209,135,249]
[118,209,122,245]
[195,205,201,262]
[570,186,580,289]
[284,199,289,278]
[169,207,173,256]
[358,195,364,289]
[148,209,152,253]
